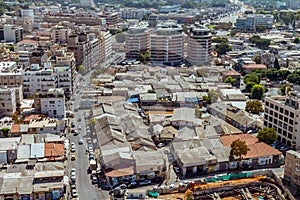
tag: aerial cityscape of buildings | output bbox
[0,0,299,199]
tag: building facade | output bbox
[34,88,66,119]
[284,150,300,188]
[186,26,211,66]
[236,14,274,32]
[264,91,300,150]
[125,26,150,59]
[150,26,184,66]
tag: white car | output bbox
[72,189,78,198]
[169,184,175,189]
[71,168,76,176]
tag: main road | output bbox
[68,72,109,200]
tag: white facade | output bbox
[150,27,184,66]
[54,66,72,98]
[37,89,66,119]
[22,67,56,98]
[100,31,112,62]
[264,91,300,150]
[0,87,17,117]
[80,0,94,7]
[187,27,211,66]
[3,25,23,43]
[121,8,149,19]
[125,26,150,59]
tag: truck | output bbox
[89,160,97,171]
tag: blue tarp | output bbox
[127,98,139,103]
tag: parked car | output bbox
[71,175,76,183]
[71,189,78,198]
[92,176,98,184]
[140,180,151,186]
[71,168,76,176]
[71,122,75,128]
[173,166,181,173]
[71,184,76,190]
[71,155,76,161]
[169,184,175,189]
[157,143,165,148]
[78,139,83,145]
[74,131,79,136]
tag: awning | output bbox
[127,98,139,103]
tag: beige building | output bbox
[28,118,58,134]
[0,87,17,117]
[284,150,300,187]
[186,26,212,66]
[51,25,69,44]
[99,31,112,62]
[125,26,150,59]
[264,91,300,149]
[150,26,184,66]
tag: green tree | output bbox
[254,55,262,64]
[147,89,156,93]
[256,25,268,32]
[294,37,300,43]
[257,128,278,145]
[139,51,150,62]
[202,95,211,104]
[224,76,236,86]
[245,100,264,114]
[251,84,265,100]
[195,105,202,118]
[77,65,87,75]
[274,57,280,70]
[229,139,249,163]
[215,41,232,56]
[280,84,291,95]
[244,73,260,84]
[245,82,256,93]
[1,128,10,138]
[115,32,125,43]
[212,37,228,43]
[208,89,219,103]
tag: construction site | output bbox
[152,171,291,200]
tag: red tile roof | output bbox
[105,166,134,177]
[245,142,281,159]
[220,134,258,147]
[11,124,20,133]
[44,143,64,157]
[222,70,241,76]
[242,64,267,69]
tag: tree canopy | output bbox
[249,35,271,49]
[244,73,260,84]
[215,41,232,56]
[224,76,236,86]
[229,139,249,161]
[257,128,278,145]
[245,100,264,114]
[251,84,265,100]
[77,65,87,75]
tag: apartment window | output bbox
[288,133,292,139]
[288,126,293,132]
[279,115,283,120]
[283,130,287,136]
[285,110,289,116]
[280,108,284,113]
[265,108,269,113]
[284,117,288,122]
[266,102,269,106]
[274,119,277,124]
[290,112,295,118]
[277,128,282,134]
[269,117,273,122]
[264,121,268,126]
[274,112,278,118]
[275,105,278,110]
[289,119,294,124]
[270,103,274,109]
[270,110,273,115]
[49,101,55,104]
[264,114,268,120]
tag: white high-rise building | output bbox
[125,26,150,59]
[264,91,300,150]
[150,25,184,66]
[186,26,211,66]
[80,0,94,7]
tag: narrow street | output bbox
[67,72,109,200]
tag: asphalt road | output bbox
[67,73,109,200]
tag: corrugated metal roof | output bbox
[30,143,44,158]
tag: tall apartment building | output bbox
[0,87,18,117]
[186,26,212,66]
[80,0,94,7]
[236,14,274,32]
[125,26,150,59]
[264,91,300,150]
[150,25,184,66]
[22,65,57,98]
[51,25,69,44]
[0,25,23,43]
[54,66,72,98]
[121,8,149,20]
[99,31,112,62]
[0,62,22,87]
[67,33,100,71]
[148,15,159,28]
[99,12,119,25]
[34,88,66,119]
[284,150,300,188]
